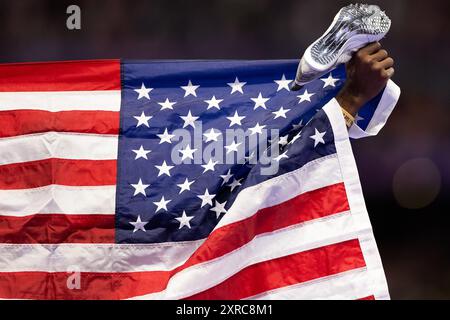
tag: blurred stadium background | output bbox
[0,0,448,299]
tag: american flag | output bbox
[0,59,399,300]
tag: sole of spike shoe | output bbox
[293,3,391,88]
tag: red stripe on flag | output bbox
[0,60,121,92]
[0,159,117,189]
[0,214,115,244]
[186,239,365,300]
[0,270,170,300]
[0,110,119,138]
[182,182,349,268]
[358,295,375,300]
[0,240,363,300]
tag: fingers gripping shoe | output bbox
[291,3,391,90]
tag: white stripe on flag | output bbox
[215,154,342,229]
[0,90,121,112]
[0,185,116,216]
[0,132,118,165]
[0,240,204,272]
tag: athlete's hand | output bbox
[336,42,395,116]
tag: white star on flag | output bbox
[132,145,151,160]
[129,215,149,233]
[177,178,195,194]
[211,201,227,219]
[228,178,242,192]
[292,119,304,130]
[225,140,242,154]
[272,106,290,119]
[248,122,266,135]
[320,74,339,88]
[277,135,289,147]
[220,169,233,186]
[175,211,194,229]
[134,111,152,128]
[289,132,302,145]
[179,145,197,161]
[130,178,150,197]
[153,196,171,213]
[201,159,218,173]
[251,92,270,110]
[198,189,216,208]
[227,77,246,94]
[274,74,293,91]
[297,89,315,103]
[310,128,326,147]
[181,80,200,97]
[180,110,199,129]
[204,96,223,110]
[134,83,153,100]
[158,98,176,111]
[155,161,174,177]
[157,128,175,144]
[203,128,222,142]
[274,151,289,162]
[227,111,245,127]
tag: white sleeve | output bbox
[348,80,401,139]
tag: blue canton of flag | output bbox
[115,60,381,244]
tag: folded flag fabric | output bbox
[0,59,400,300]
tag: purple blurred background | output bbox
[1,0,449,299]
